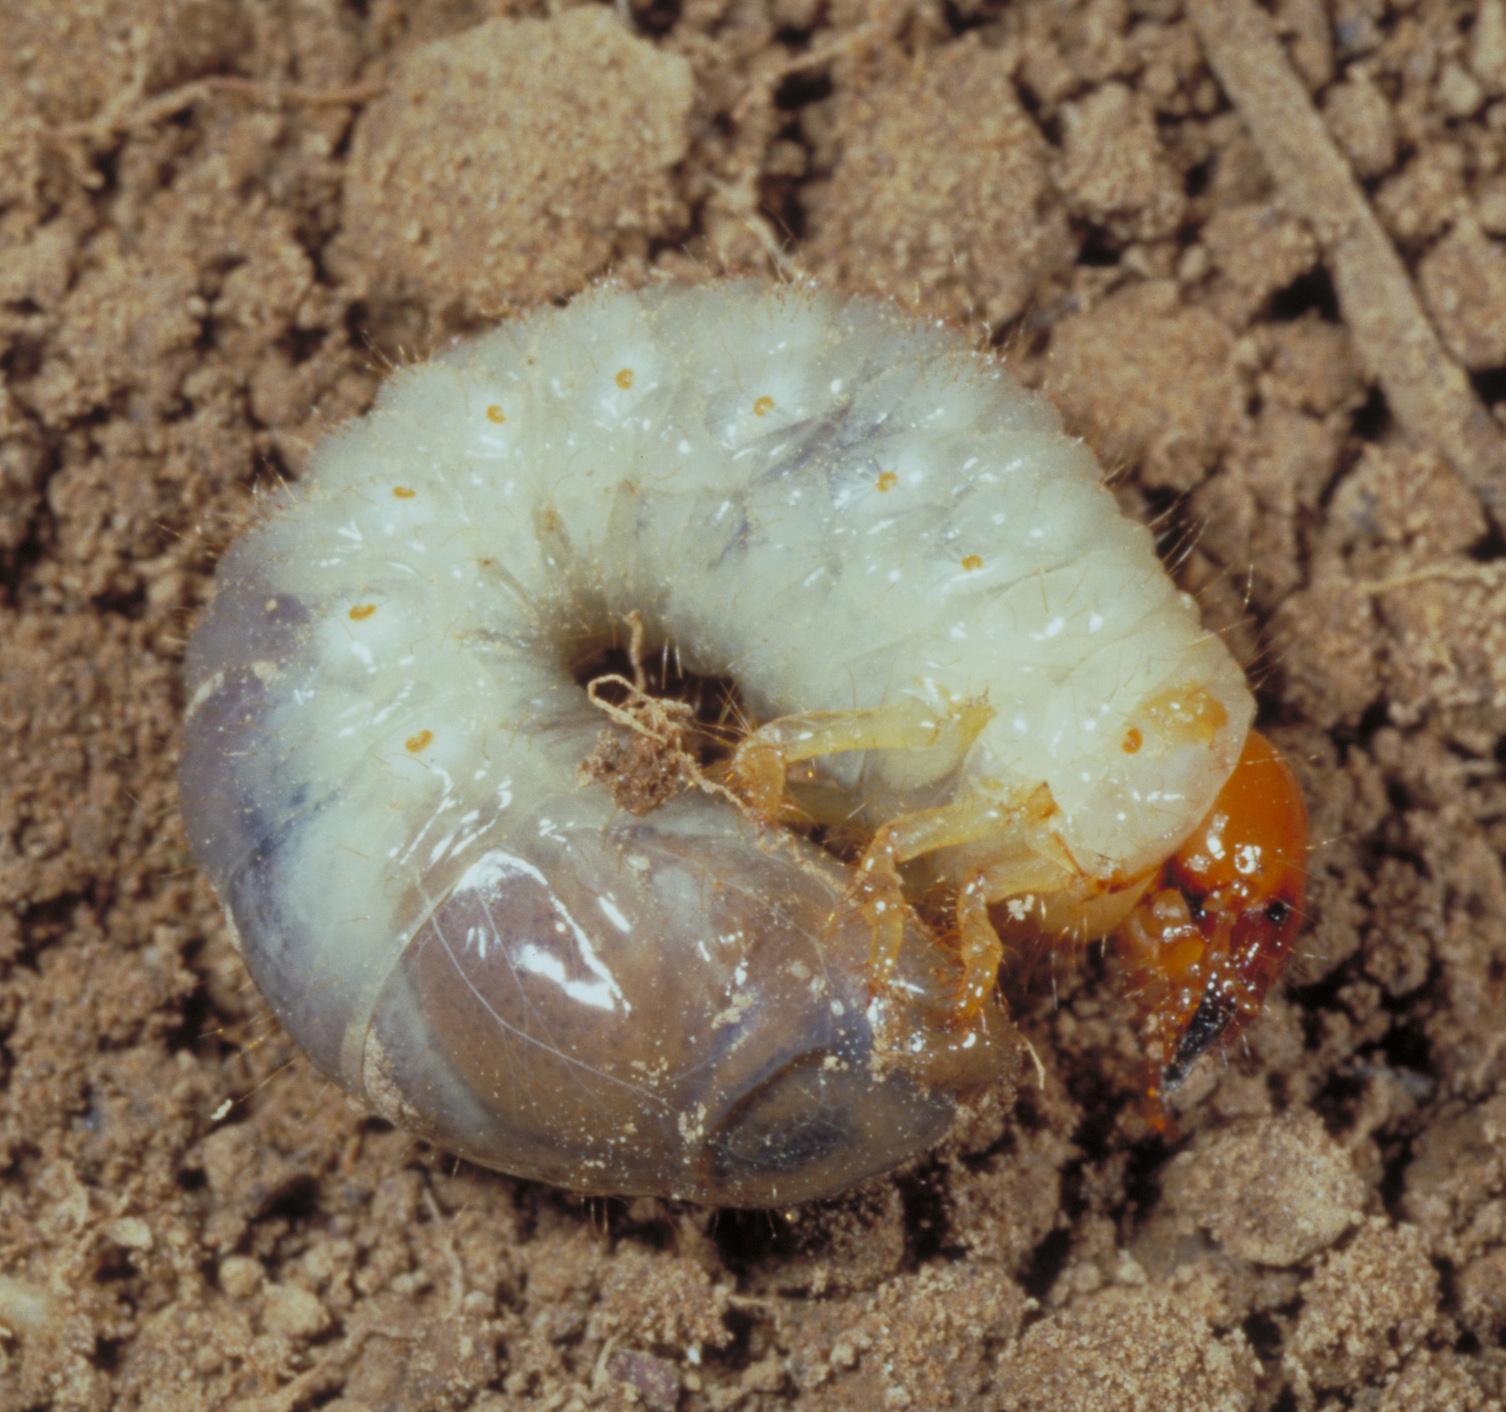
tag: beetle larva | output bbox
[180,280,1306,1205]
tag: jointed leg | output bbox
[853,786,1066,1023]
[954,874,1001,1019]
[723,693,1067,1026]
[725,696,994,824]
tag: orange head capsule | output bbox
[1117,731,1308,1112]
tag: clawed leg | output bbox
[725,695,994,825]
[954,872,1003,1019]
[723,694,1073,1028]
[853,787,1071,1025]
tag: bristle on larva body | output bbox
[180,280,1265,1205]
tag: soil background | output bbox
[4,1,1506,1408]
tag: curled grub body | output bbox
[180,281,1301,1204]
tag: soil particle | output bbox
[1043,280,1241,492]
[1150,1111,1366,1268]
[993,1282,1258,1412]
[802,34,1073,328]
[780,1261,1030,1407]
[1055,82,1187,244]
[338,9,694,331]
[1419,217,1506,369]
[1285,1218,1440,1391]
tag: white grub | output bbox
[178,280,1252,1205]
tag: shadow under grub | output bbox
[895,1160,954,1265]
[707,1191,859,1276]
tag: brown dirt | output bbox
[4,1,1506,1408]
